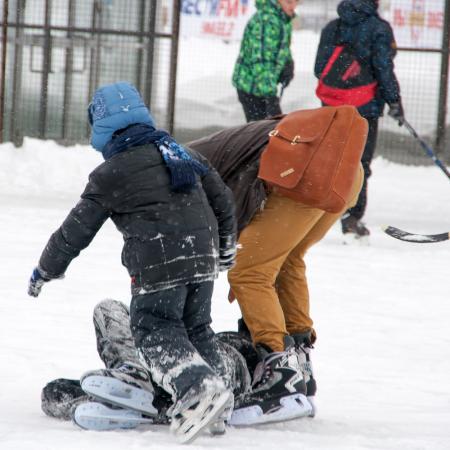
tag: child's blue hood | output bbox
[89,81,155,152]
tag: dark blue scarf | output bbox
[102,123,208,191]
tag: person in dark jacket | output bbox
[314,0,404,240]
[27,82,240,443]
[232,0,297,122]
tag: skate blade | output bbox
[208,395,234,436]
[342,233,370,246]
[72,402,153,431]
[229,393,312,426]
[81,375,157,416]
[172,390,233,444]
[307,396,316,417]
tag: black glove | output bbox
[278,59,295,88]
[219,235,237,272]
[28,267,51,298]
[388,101,405,126]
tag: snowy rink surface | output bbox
[1,139,450,449]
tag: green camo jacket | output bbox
[232,0,293,97]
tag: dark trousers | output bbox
[345,117,379,221]
[130,282,250,400]
[237,89,282,122]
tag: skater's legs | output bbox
[183,282,251,396]
[130,285,218,401]
[93,299,142,369]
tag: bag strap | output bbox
[320,46,344,81]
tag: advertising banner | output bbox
[386,0,444,49]
[180,0,256,41]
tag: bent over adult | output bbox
[189,106,366,415]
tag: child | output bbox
[28,81,239,443]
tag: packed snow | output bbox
[1,138,450,449]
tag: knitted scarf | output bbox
[102,124,208,191]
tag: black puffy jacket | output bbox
[314,0,401,118]
[38,144,236,294]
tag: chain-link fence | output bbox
[0,0,180,146]
[175,0,450,165]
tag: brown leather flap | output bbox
[258,107,337,189]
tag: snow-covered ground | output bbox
[1,139,450,449]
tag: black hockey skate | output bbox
[230,336,312,426]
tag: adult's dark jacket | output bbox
[188,117,281,232]
[38,144,236,295]
[314,0,401,118]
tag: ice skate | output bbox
[169,377,233,444]
[207,394,234,436]
[80,363,157,416]
[72,401,154,431]
[230,336,312,426]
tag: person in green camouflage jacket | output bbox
[232,0,298,122]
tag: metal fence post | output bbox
[436,0,450,159]
[10,0,25,147]
[144,0,157,109]
[0,0,8,143]
[62,0,76,141]
[38,0,53,139]
[167,0,180,135]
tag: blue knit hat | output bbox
[88,81,155,152]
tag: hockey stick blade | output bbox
[383,226,450,243]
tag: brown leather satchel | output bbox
[257,105,368,213]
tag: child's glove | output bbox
[219,235,237,272]
[28,267,50,298]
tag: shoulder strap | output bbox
[320,46,344,80]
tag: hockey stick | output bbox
[402,119,450,181]
[383,225,450,243]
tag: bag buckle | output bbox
[268,130,279,137]
[291,135,301,145]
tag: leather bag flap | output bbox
[258,107,337,189]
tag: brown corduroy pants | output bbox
[228,166,364,352]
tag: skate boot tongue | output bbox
[291,332,317,416]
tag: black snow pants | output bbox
[344,117,379,221]
[130,281,250,400]
[237,89,282,122]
